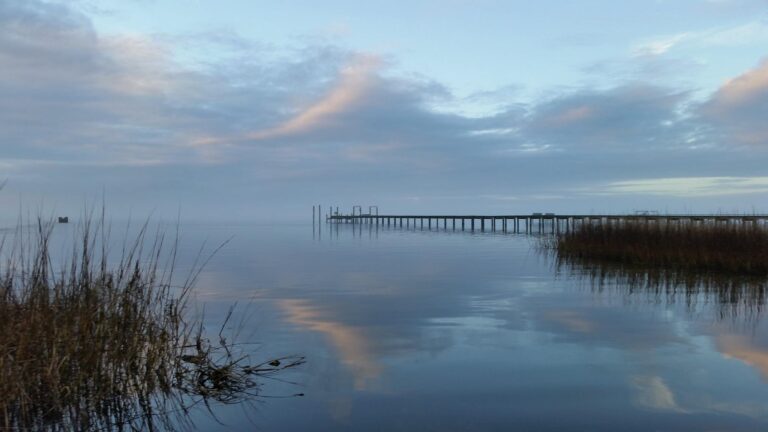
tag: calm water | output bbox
[131,222,768,430]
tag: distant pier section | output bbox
[312,205,768,233]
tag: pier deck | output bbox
[322,213,768,233]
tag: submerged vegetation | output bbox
[548,220,768,276]
[0,217,304,431]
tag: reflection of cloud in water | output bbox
[717,334,768,379]
[279,299,382,390]
[631,375,686,413]
[327,397,354,422]
[529,299,685,350]
[544,310,596,334]
[705,401,768,420]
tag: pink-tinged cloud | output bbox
[246,55,381,141]
[701,58,768,146]
[523,85,687,150]
[708,59,768,110]
[545,105,595,127]
[96,35,178,97]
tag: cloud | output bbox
[245,55,382,141]
[0,0,194,164]
[634,33,692,56]
[523,85,689,150]
[700,58,768,146]
[1,1,398,168]
[3,0,768,217]
[592,176,768,196]
[633,19,768,57]
[707,59,768,108]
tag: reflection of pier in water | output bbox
[313,205,768,234]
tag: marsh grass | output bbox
[543,220,768,319]
[548,220,768,276]
[0,217,304,431]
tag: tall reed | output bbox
[0,217,303,431]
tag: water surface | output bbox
[172,221,768,431]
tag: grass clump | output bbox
[0,217,304,431]
[549,220,768,276]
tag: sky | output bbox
[2,0,768,221]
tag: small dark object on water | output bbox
[57,216,68,223]
[269,359,281,367]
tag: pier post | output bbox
[481,218,484,231]
[428,218,431,229]
[453,218,456,230]
[462,219,465,230]
[471,219,475,231]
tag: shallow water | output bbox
[65,221,768,430]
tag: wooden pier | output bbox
[320,211,768,234]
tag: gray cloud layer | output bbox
[1,0,767,219]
